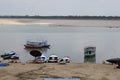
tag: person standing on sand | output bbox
[116,60,120,69]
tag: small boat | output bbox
[37,54,48,62]
[58,59,67,64]
[24,40,50,49]
[84,46,96,57]
[28,54,47,64]
[0,63,9,67]
[58,57,70,64]
[61,57,70,63]
[106,58,120,64]
[48,54,59,63]
[1,51,19,60]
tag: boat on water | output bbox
[84,46,96,57]
[106,58,120,64]
[0,51,19,60]
[24,40,50,49]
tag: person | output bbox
[116,60,120,69]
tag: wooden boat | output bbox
[106,58,120,64]
[24,40,50,49]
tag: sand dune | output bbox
[0,19,22,25]
[0,18,120,27]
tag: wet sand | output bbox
[0,63,120,80]
[0,18,120,27]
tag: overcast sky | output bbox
[0,0,120,16]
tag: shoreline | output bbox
[0,63,119,80]
[0,18,120,28]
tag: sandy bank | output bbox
[0,63,120,80]
[0,18,120,27]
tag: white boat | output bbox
[24,40,50,49]
[48,54,59,63]
[58,57,70,64]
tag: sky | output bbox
[0,0,120,16]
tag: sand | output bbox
[0,63,120,80]
[0,18,120,27]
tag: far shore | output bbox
[0,18,120,28]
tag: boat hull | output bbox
[106,58,120,64]
[84,54,95,57]
[24,45,50,49]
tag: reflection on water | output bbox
[84,56,96,63]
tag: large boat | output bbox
[24,40,50,49]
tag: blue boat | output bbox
[0,63,9,67]
[37,54,48,62]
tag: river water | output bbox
[0,25,120,63]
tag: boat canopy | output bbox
[26,40,48,46]
[37,54,47,62]
[48,54,59,63]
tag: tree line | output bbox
[0,15,120,20]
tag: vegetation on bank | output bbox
[0,15,120,20]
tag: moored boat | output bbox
[48,54,59,63]
[24,40,50,49]
[0,51,19,60]
[84,46,96,57]
[58,57,70,64]
[106,58,120,64]
[37,54,47,62]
